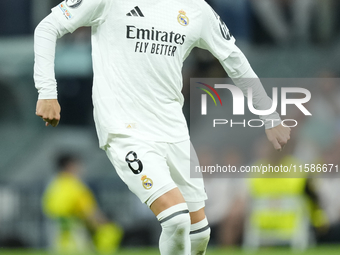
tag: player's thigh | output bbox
[149,187,186,216]
[167,140,208,204]
[105,134,177,204]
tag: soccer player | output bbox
[34,0,290,254]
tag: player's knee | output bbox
[160,209,191,231]
[157,203,191,237]
[157,204,191,254]
[164,211,190,228]
[161,213,190,253]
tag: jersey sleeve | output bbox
[196,1,281,129]
[196,0,237,61]
[51,0,110,33]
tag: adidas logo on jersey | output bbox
[126,6,144,17]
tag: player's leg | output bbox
[188,204,210,255]
[167,140,210,255]
[149,188,191,255]
[105,135,191,255]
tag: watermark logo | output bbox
[196,81,312,128]
[200,83,311,116]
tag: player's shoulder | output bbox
[184,0,214,19]
[169,0,209,22]
[188,0,211,9]
[175,0,209,11]
[82,0,112,11]
[64,0,109,9]
[98,0,112,9]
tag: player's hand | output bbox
[35,99,61,127]
[265,124,291,151]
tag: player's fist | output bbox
[265,124,291,151]
[36,99,61,127]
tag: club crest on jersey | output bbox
[141,175,153,190]
[66,0,82,8]
[177,10,189,26]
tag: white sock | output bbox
[157,203,191,255]
[190,217,210,255]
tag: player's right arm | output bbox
[33,0,110,127]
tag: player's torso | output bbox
[91,0,202,143]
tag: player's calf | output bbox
[157,203,191,255]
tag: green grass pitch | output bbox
[1,246,340,255]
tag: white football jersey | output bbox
[48,0,241,148]
[35,0,279,148]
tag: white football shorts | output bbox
[105,134,207,207]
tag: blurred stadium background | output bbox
[1,0,340,254]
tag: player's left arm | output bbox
[221,50,290,151]
[196,0,290,151]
